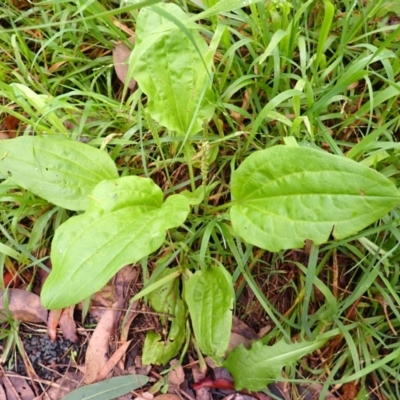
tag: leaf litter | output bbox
[1,260,347,400]
[0,290,47,324]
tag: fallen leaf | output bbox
[1,372,35,400]
[232,317,258,340]
[47,309,62,341]
[4,115,19,136]
[257,325,272,339]
[59,306,78,343]
[0,383,6,400]
[227,332,252,353]
[191,355,211,400]
[10,0,31,9]
[168,360,185,392]
[87,284,116,321]
[84,301,121,384]
[114,266,137,299]
[113,38,136,89]
[268,381,290,400]
[96,340,132,382]
[0,289,47,323]
[297,384,338,400]
[134,392,154,400]
[133,357,151,376]
[46,371,83,400]
[120,301,139,345]
[153,396,181,400]
[341,382,359,400]
[3,272,14,287]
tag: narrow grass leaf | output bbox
[314,0,334,73]
[190,0,264,22]
[256,30,289,65]
[231,146,400,252]
[63,375,148,400]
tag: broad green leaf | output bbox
[231,146,400,252]
[223,338,325,391]
[63,375,148,400]
[0,136,118,211]
[131,3,215,136]
[185,265,233,361]
[41,176,190,309]
[142,268,186,365]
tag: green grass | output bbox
[1,0,400,398]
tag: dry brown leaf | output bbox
[96,340,132,382]
[4,115,19,135]
[1,372,35,400]
[84,297,123,384]
[0,382,6,400]
[153,396,181,400]
[113,38,136,90]
[191,355,211,400]
[0,289,47,323]
[47,309,62,341]
[132,357,151,376]
[232,317,258,340]
[257,325,272,338]
[297,384,338,400]
[227,332,252,353]
[115,266,137,298]
[87,284,116,321]
[268,381,290,400]
[10,0,31,9]
[341,382,359,400]
[59,306,78,343]
[135,393,154,400]
[45,371,83,400]
[168,360,185,393]
[120,301,139,345]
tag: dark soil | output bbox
[4,332,86,382]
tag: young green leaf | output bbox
[231,146,400,252]
[41,176,190,309]
[131,3,215,136]
[0,136,118,211]
[142,268,186,365]
[63,375,148,400]
[223,338,326,391]
[185,265,233,361]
